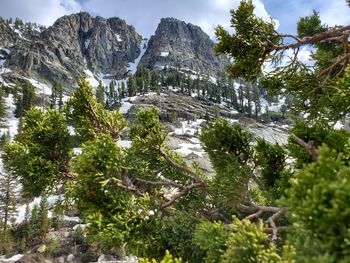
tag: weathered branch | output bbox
[239,204,289,245]
[265,208,289,245]
[290,133,318,158]
[161,182,204,209]
[158,148,207,188]
[134,177,185,189]
[272,25,350,52]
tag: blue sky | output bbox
[0,0,349,38]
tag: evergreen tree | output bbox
[0,172,18,231]
[3,108,71,196]
[38,195,50,242]
[95,80,105,106]
[0,88,8,125]
[252,84,261,119]
[14,82,35,118]
[127,76,137,97]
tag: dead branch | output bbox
[239,204,289,245]
[133,177,185,189]
[161,182,204,209]
[158,148,208,189]
[290,133,318,158]
[265,208,289,245]
[272,25,350,52]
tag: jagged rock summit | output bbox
[0,12,142,88]
[0,14,227,90]
[139,17,227,76]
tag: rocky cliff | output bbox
[0,13,142,89]
[139,18,227,76]
[0,14,228,91]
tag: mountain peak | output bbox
[139,18,227,76]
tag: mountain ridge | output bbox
[0,12,227,91]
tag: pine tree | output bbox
[0,172,18,231]
[252,84,261,119]
[0,130,10,149]
[127,76,137,97]
[0,88,8,125]
[96,81,105,106]
[38,195,50,242]
[14,82,35,117]
[121,81,126,99]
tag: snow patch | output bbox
[0,254,23,262]
[15,195,63,224]
[117,140,132,148]
[128,40,147,75]
[116,34,122,42]
[25,78,52,96]
[0,95,19,140]
[119,101,133,114]
[84,39,90,49]
[160,51,169,57]
[84,69,100,88]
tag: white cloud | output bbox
[319,0,350,26]
[0,0,276,40]
[0,0,82,26]
[82,0,274,39]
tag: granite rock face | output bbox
[0,13,142,89]
[139,18,227,76]
[0,15,228,90]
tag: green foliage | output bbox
[297,10,326,38]
[202,120,253,208]
[214,0,280,80]
[201,120,252,164]
[149,212,205,262]
[222,217,281,263]
[0,88,8,125]
[0,229,14,255]
[215,1,350,119]
[287,121,350,168]
[285,146,350,260]
[130,107,167,151]
[0,172,18,231]
[193,221,229,262]
[72,135,126,215]
[331,66,350,117]
[255,139,286,188]
[66,79,126,142]
[139,250,183,263]
[14,82,36,118]
[3,108,71,196]
[71,135,150,253]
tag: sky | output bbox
[0,0,349,39]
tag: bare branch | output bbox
[134,177,185,189]
[272,25,350,52]
[290,133,318,158]
[161,182,204,209]
[158,148,208,191]
[239,204,289,245]
[266,208,289,245]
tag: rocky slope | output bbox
[139,18,227,76]
[0,13,142,89]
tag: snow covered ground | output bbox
[25,78,52,96]
[128,39,148,75]
[0,254,23,262]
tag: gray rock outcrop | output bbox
[139,17,227,76]
[1,12,142,89]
